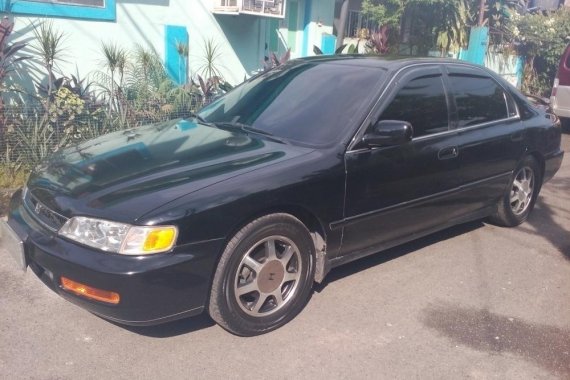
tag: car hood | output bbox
[27,119,313,223]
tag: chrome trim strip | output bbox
[330,171,512,230]
[346,115,521,154]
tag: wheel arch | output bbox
[520,150,546,189]
[527,151,545,182]
[218,204,329,286]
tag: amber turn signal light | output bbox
[61,277,120,305]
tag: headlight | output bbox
[59,216,177,255]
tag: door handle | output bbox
[438,146,459,160]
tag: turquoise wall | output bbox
[216,14,262,76]
[165,25,189,85]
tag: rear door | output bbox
[445,65,525,214]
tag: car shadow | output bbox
[315,220,485,292]
[422,302,570,377]
[520,196,570,261]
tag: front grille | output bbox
[24,191,68,231]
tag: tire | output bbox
[209,213,315,336]
[561,117,570,134]
[489,156,541,227]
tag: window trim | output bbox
[346,62,522,153]
[2,0,116,21]
[444,64,522,127]
[347,65,451,152]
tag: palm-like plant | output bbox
[434,0,470,55]
[404,0,471,56]
[197,38,224,80]
[100,41,127,112]
[32,21,66,99]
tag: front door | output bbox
[339,66,464,258]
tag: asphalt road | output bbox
[1,134,569,380]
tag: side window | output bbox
[449,74,509,128]
[379,75,449,138]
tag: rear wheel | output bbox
[209,214,315,336]
[561,117,570,133]
[489,156,541,227]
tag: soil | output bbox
[0,189,16,217]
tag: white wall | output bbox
[9,0,248,87]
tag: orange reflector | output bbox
[61,277,120,305]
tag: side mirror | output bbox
[362,120,413,147]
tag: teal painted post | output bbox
[165,25,189,85]
[321,34,336,54]
[302,0,312,56]
[463,26,488,65]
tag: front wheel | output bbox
[489,156,541,227]
[209,214,315,336]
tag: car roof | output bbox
[292,54,479,72]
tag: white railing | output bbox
[212,0,285,18]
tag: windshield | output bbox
[198,60,385,146]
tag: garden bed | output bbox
[0,189,16,217]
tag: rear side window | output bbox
[449,74,508,127]
[379,75,449,138]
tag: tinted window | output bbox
[198,62,385,146]
[449,74,508,127]
[379,75,449,138]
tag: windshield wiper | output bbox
[213,122,286,143]
[188,113,209,124]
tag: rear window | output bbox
[198,61,385,146]
[449,73,509,127]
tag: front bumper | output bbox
[3,190,225,326]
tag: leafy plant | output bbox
[512,9,570,96]
[12,109,59,168]
[196,74,220,105]
[312,44,347,55]
[362,0,405,30]
[367,26,390,54]
[263,48,291,71]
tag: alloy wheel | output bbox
[234,236,302,317]
[510,166,534,215]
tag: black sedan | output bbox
[1,56,564,336]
